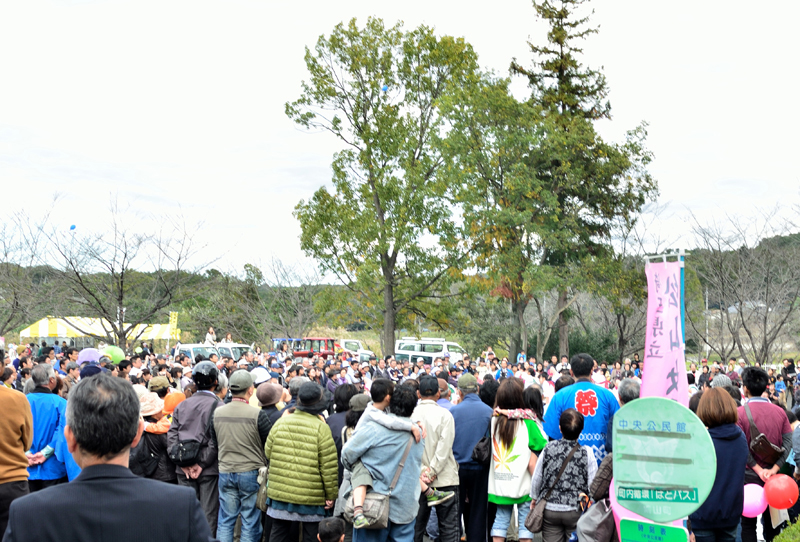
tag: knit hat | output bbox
[458,373,478,391]
[148,376,170,392]
[140,392,164,417]
[256,383,283,407]
[163,392,186,414]
[349,393,371,412]
[79,364,103,379]
[230,370,254,392]
[711,374,732,388]
[296,382,326,415]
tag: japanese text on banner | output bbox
[641,261,688,405]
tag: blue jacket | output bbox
[543,380,619,464]
[449,393,492,467]
[689,423,747,530]
[26,387,67,481]
[341,416,424,525]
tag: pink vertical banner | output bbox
[641,260,689,406]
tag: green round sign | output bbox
[612,397,716,522]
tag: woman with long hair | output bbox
[489,378,547,542]
[523,386,545,422]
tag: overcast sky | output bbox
[1,0,798,272]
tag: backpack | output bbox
[129,434,159,478]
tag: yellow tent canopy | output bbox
[19,317,177,341]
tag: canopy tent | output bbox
[19,317,88,339]
[129,323,180,341]
[19,317,177,343]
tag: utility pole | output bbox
[704,288,709,360]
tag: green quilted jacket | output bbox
[264,410,338,505]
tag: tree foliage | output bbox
[287,18,478,353]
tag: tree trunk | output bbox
[515,299,529,360]
[509,298,526,362]
[617,313,627,363]
[558,289,569,358]
[383,282,396,356]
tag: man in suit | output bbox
[2,373,216,542]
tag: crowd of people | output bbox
[2,338,800,542]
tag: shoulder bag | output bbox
[744,403,783,466]
[169,399,219,468]
[343,435,414,530]
[472,433,492,467]
[525,444,581,533]
[576,498,615,542]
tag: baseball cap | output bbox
[360,362,370,368]
[443,352,451,358]
[269,371,280,380]
[148,376,170,391]
[349,394,371,412]
[271,362,281,368]
[458,373,478,391]
[229,370,255,392]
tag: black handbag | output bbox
[130,435,159,477]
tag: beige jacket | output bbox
[412,399,459,488]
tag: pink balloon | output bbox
[742,483,769,518]
[609,480,684,540]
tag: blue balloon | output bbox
[69,225,76,230]
[381,85,388,92]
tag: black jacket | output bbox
[3,464,215,542]
[130,424,177,484]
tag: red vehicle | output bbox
[294,337,336,359]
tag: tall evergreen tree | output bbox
[512,0,610,121]
[506,0,657,358]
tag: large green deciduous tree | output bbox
[287,18,478,353]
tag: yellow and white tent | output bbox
[19,317,177,341]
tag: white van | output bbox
[393,337,466,365]
[338,338,375,362]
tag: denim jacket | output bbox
[341,416,424,525]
